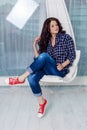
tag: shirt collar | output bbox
[48,33,62,45]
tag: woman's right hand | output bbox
[33,36,41,47]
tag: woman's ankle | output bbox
[38,97,46,105]
[18,71,30,82]
[18,76,25,82]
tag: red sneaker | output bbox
[5,77,25,85]
[38,99,47,118]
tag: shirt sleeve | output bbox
[65,34,76,64]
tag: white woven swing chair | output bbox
[40,50,80,85]
[40,0,81,85]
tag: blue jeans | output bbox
[27,52,68,96]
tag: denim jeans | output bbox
[27,52,68,96]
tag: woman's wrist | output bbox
[62,63,65,68]
[60,64,64,70]
[33,42,36,47]
[62,59,70,68]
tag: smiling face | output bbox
[49,20,59,35]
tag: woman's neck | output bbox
[51,34,56,47]
[51,34,56,39]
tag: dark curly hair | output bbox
[38,17,66,53]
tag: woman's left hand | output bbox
[57,64,64,71]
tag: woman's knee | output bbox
[39,52,50,60]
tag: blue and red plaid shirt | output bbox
[47,33,76,70]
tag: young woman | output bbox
[6,17,76,118]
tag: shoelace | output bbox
[38,104,44,113]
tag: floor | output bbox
[0,85,87,130]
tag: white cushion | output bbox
[64,50,80,79]
[72,50,80,66]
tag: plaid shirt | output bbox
[47,33,76,70]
